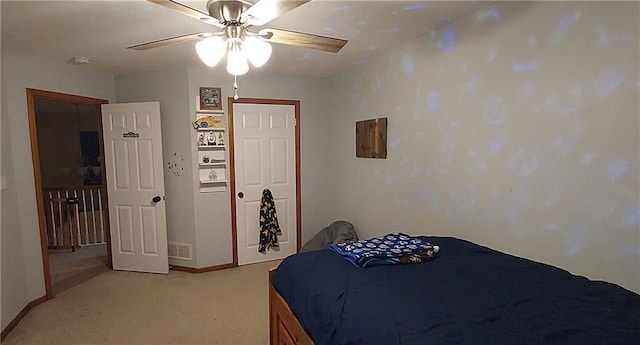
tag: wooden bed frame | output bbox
[269,267,315,345]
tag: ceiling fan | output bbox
[128,0,348,76]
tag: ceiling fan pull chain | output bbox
[233,75,239,100]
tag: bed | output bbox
[269,236,640,345]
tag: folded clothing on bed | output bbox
[329,232,439,267]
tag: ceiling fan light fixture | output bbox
[226,44,249,76]
[195,36,226,67]
[243,36,272,68]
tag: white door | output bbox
[101,102,169,273]
[233,102,298,265]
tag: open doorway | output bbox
[26,88,111,298]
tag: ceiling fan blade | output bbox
[243,0,311,26]
[148,0,223,27]
[259,28,347,53]
[127,32,214,50]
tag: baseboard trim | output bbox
[170,263,236,273]
[1,295,48,341]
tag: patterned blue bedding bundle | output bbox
[329,233,439,268]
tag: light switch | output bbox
[1,176,7,190]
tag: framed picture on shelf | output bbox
[199,87,222,111]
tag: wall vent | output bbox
[168,242,192,261]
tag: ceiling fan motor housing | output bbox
[206,0,253,24]
[225,25,246,41]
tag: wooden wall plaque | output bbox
[356,117,387,159]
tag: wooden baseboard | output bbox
[170,263,236,273]
[1,295,48,341]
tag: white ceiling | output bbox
[2,0,488,78]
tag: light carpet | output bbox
[3,260,280,345]
[48,244,110,296]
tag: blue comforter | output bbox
[272,236,640,345]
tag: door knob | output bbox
[238,192,244,199]
[152,196,162,203]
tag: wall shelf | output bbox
[195,113,227,193]
[199,162,226,167]
[199,179,228,184]
[198,145,226,149]
[197,128,224,131]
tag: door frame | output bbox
[26,88,111,299]
[227,97,302,266]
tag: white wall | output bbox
[326,1,639,292]
[0,51,115,330]
[1,62,29,333]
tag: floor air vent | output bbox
[168,242,192,260]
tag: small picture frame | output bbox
[199,87,222,111]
